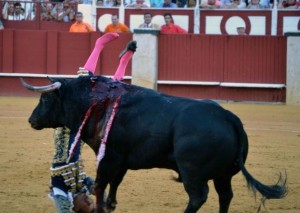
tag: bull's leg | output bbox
[94,162,114,213]
[95,150,126,213]
[106,168,128,211]
[213,176,233,213]
[94,178,109,213]
[183,180,209,213]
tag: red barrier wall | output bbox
[0,30,286,102]
[157,34,286,101]
[158,34,286,83]
[223,36,286,83]
[0,30,132,75]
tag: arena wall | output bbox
[0,29,287,102]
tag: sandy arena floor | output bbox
[0,96,299,213]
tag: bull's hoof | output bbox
[96,204,111,213]
[119,41,137,59]
[106,198,117,211]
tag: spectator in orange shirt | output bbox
[160,13,188,34]
[104,14,130,33]
[69,12,95,33]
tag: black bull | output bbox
[22,76,287,213]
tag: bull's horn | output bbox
[20,78,61,93]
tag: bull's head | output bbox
[21,78,68,130]
[22,76,128,145]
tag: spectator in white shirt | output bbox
[11,2,25,20]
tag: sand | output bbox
[0,96,299,213]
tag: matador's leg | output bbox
[83,32,119,74]
[113,41,137,81]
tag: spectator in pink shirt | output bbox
[160,13,188,34]
[200,0,223,8]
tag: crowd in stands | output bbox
[94,0,300,8]
[99,12,188,34]
[1,0,299,22]
[1,0,79,21]
[0,0,298,31]
[2,2,30,20]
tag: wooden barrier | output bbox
[0,29,286,102]
[0,30,132,75]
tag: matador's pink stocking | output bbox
[113,41,137,81]
[83,32,119,73]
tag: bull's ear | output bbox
[90,76,98,83]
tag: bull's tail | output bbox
[231,112,288,201]
[239,161,288,200]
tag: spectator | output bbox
[200,0,223,8]
[160,13,188,34]
[222,0,246,8]
[125,0,151,7]
[104,14,130,33]
[69,12,95,32]
[138,12,160,29]
[161,0,178,7]
[237,26,247,35]
[249,0,271,7]
[114,0,122,6]
[151,0,164,7]
[81,0,93,4]
[278,0,299,8]
[127,0,150,8]
[0,19,4,30]
[11,2,25,20]
[26,3,36,20]
[52,3,65,22]
[246,0,269,8]
[21,8,26,16]
[40,0,51,14]
[2,2,14,20]
[177,0,188,7]
[97,0,103,6]
[20,1,35,21]
[103,0,115,7]
[64,2,76,22]
[41,3,55,21]
[220,0,232,6]
[186,0,197,7]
